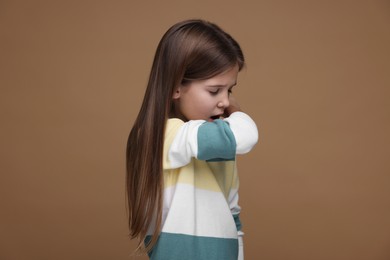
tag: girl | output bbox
[126,19,258,260]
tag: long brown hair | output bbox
[126,19,245,253]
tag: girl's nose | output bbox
[217,94,230,108]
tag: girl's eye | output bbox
[209,89,219,95]
[228,89,233,95]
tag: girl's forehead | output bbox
[203,65,239,87]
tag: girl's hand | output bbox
[224,95,241,117]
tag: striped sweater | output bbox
[146,111,258,260]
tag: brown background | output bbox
[1,0,389,259]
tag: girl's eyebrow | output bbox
[206,83,237,88]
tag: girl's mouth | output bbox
[209,115,221,121]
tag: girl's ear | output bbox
[172,87,181,99]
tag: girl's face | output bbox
[172,65,239,121]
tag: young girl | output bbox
[126,19,258,260]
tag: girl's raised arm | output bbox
[165,112,258,169]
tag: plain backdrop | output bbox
[1,0,389,259]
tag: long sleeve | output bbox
[167,111,258,169]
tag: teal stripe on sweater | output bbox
[233,213,242,231]
[197,119,236,161]
[145,232,238,260]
